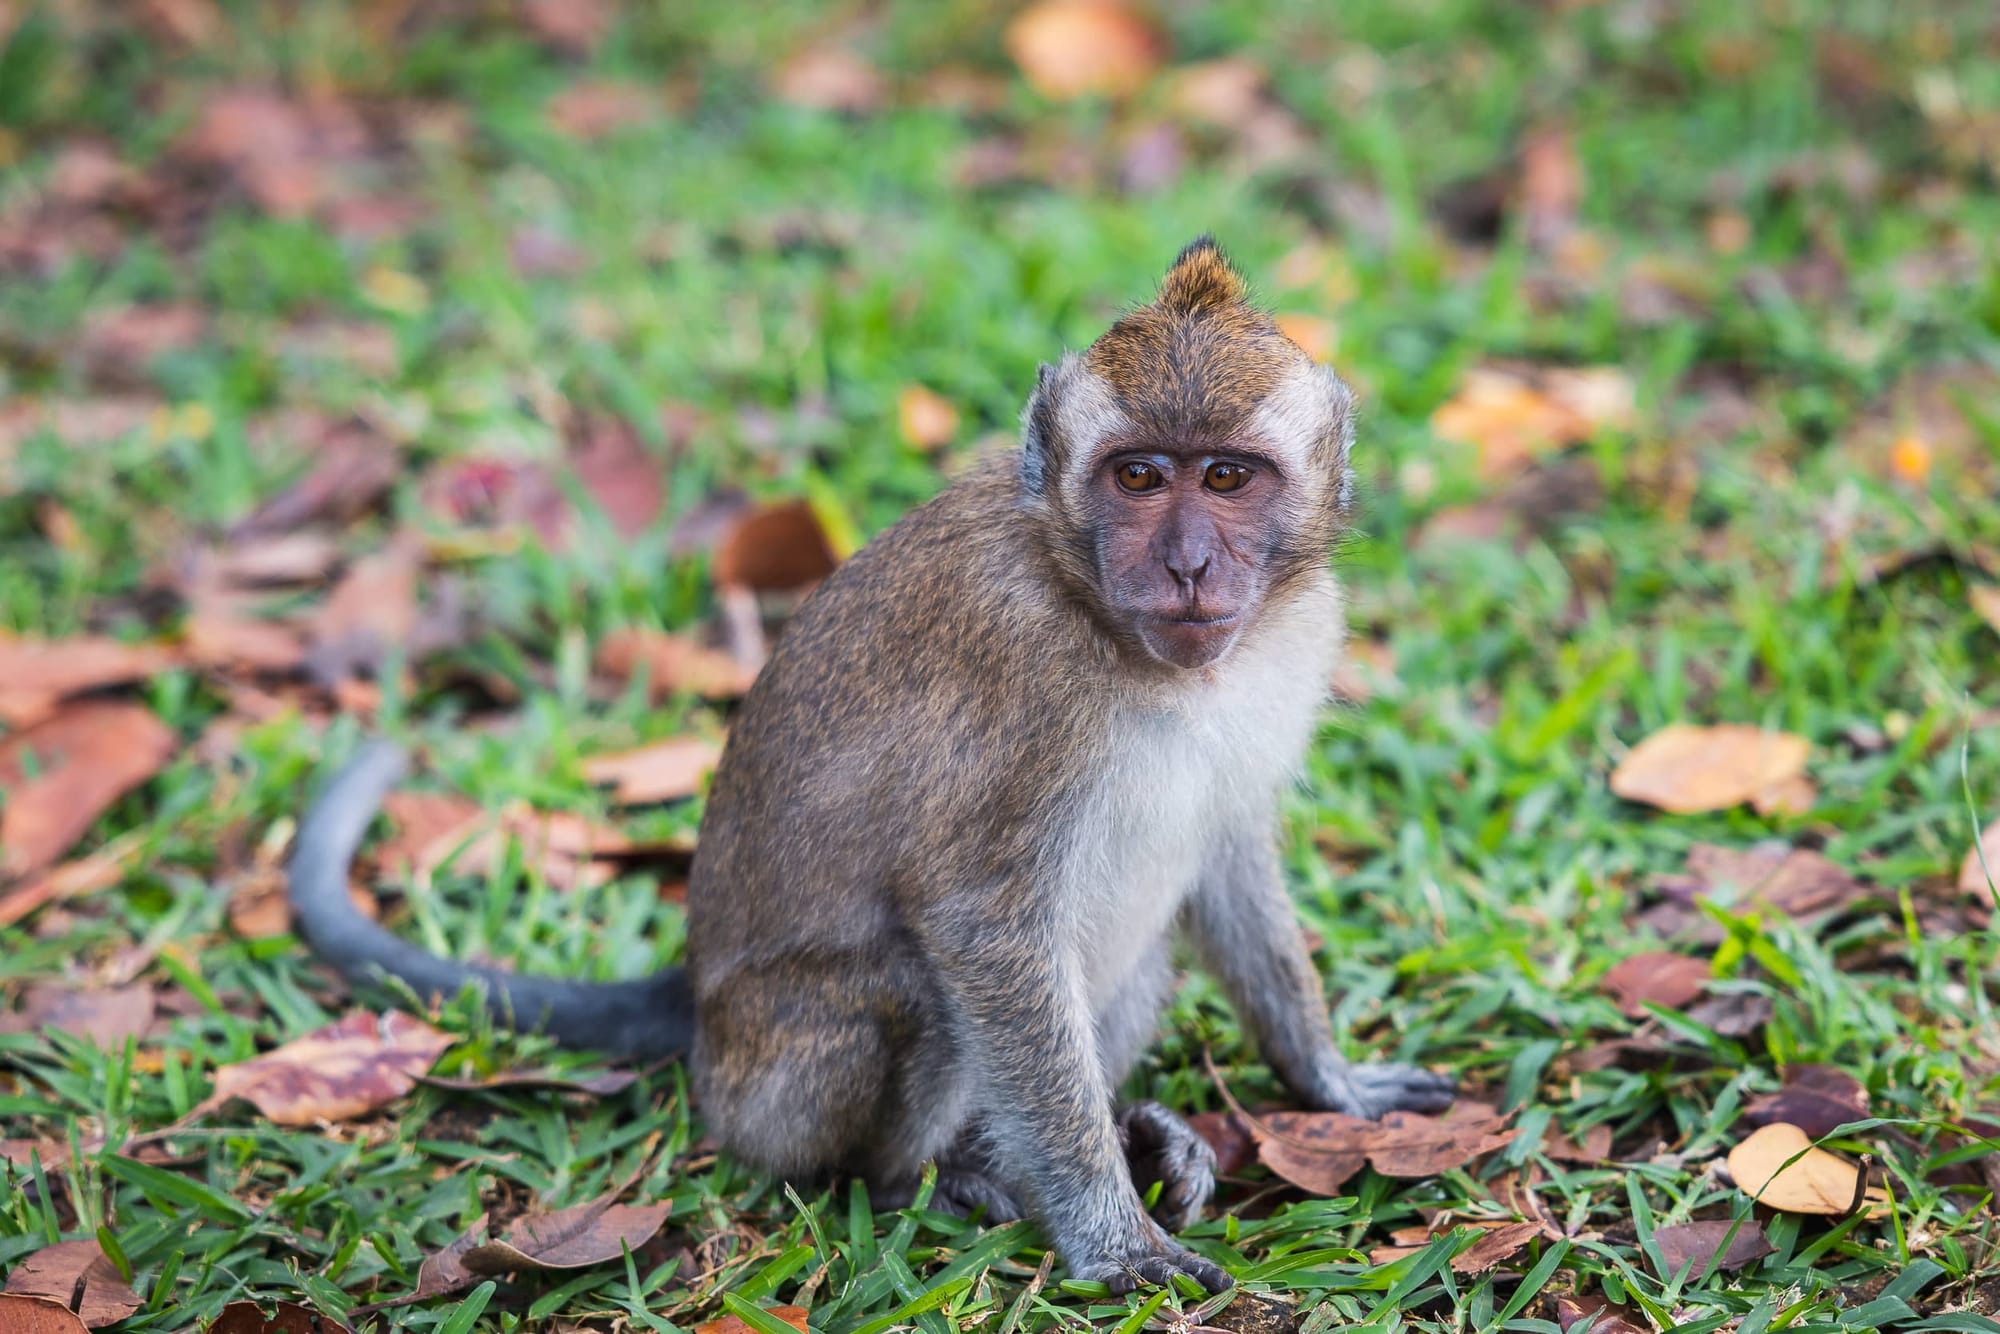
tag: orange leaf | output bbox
[582,738,723,806]
[2,1240,141,1328]
[897,385,960,450]
[698,1306,811,1334]
[1609,723,1809,815]
[1005,0,1164,101]
[0,702,176,880]
[1727,1122,1886,1216]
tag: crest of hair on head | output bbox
[1155,234,1251,315]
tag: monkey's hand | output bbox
[1310,1058,1456,1120]
[1068,1218,1233,1296]
[1118,1101,1216,1232]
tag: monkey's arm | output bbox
[935,916,1231,1294]
[1186,833,1454,1119]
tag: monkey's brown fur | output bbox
[289,237,1454,1295]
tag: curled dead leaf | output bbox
[1600,952,1710,1017]
[0,702,177,880]
[1650,1218,1773,1279]
[711,499,840,593]
[1369,1220,1543,1274]
[1554,1294,1648,1334]
[460,1197,671,1275]
[1743,1066,1868,1139]
[200,1011,456,1126]
[597,628,758,701]
[1609,723,1810,815]
[208,1300,355,1334]
[583,738,723,806]
[1005,0,1164,101]
[2,1240,141,1328]
[1726,1122,1887,1216]
[697,1306,810,1334]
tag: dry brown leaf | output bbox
[1541,1121,1612,1163]
[232,426,398,539]
[460,1197,672,1274]
[1369,1220,1542,1274]
[305,535,422,686]
[0,1295,91,1334]
[1743,1066,1868,1140]
[1648,844,1868,935]
[1600,952,1710,1017]
[1962,822,1999,898]
[519,0,610,53]
[0,983,156,1047]
[1554,1294,1648,1334]
[0,1139,70,1171]
[1252,1110,1375,1194]
[1650,1219,1772,1280]
[1251,1101,1512,1194]
[548,81,656,140]
[1750,773,1817,817]
[712,499,840,593]
[1609,723,1809,815]
[1167,56,1266,130]
[897,385,959,450]
[1366,1103,1518,1177]
[0,636,178,722]
[184,591,307,675]
[1430,365,1633,482]
[572,415,665,541]
[1727,1122,1886,1216]
[2,1239,141,1328]
[374,791,484,882]
[773,47,886,114]
[0,702,176,880]
[0,838,139,930]
[199,1011,455,1126]
[228,869,376,939]
[205,531,343,587]
[1005,0,1165,101]
[582,739,722,806]
[697,1305,811,1334]
[1519,124,1582,251]
[208,1300,354,1334]
[1972,586,2000,636]
[597,628,757,701]
[1187,1110,1256,1176]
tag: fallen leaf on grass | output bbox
[1370,1220,1543,1273]
[0,1295,90,1334]
[697,1305,810,1334]
[230,425,398,539]
[2,1239,141,1328]
[208,1300,354,1334]
[362,1212,490,1308]
[1749,773,1817,817]
[548,81,657,140]
[0,983,156,1047]
[304,535,422,686]
[773,46,887,114]
[1727,1122,1887,1216]
[1554,1294,1648,1334]
[1642,843,1868,940]
[1541,1122,1613,1163]
[897,385,959,450]
[1253,1102,1514,1194]
[227,869,376,939]
[583,739,723,806]
[1601,952,1710,1017]
[0,703,176,880]
[1972,586,2000,636]
[460,1195,672,1275]
[1743,1066,1868,1139]
[571,415,666,541]
[1649,1219,1773,1279]
[1429,365,1634,482]
[0,1140,70,1171]
[1005,0,1164,101]
[0,837,141,930]
[183,591,308,675]
[1609,723,1809,815]
[597,628,758,701]
[0,636,179,724]
[712,499,840,593]
[196,1011,456,1126]
[372,793,678,893]
[1962,822,1999,898]
[520,0,610,52]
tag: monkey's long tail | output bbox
[286,740,695,1062]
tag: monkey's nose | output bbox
[1165,551,1211,589]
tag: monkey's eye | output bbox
[1115,461,1165,493]
[1204,462,1250,492]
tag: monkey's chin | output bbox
[1138,615,1242,669]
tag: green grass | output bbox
[2,0,1999,1330]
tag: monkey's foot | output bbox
[1073,1230,1233,1296]
[1118,1101,1216,1232]
[1316,1061,1456,1120]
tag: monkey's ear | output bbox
[1157,235,1248,314]
[1019,362,1059,493]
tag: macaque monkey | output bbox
[290,238,1454,1293]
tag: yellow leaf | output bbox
[1610,723,1810,815]
[1727,1122,1887,1216]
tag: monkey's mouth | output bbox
[1139,612,1242,668]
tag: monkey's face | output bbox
[1085,440,1280,669]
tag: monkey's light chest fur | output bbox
[1065,584,1341,1012]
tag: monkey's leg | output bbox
[1186,834,1454,1120]
[937,923,1231,1295]
[1119,1101,1216,1232]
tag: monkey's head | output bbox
[1020,236,1355,671]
